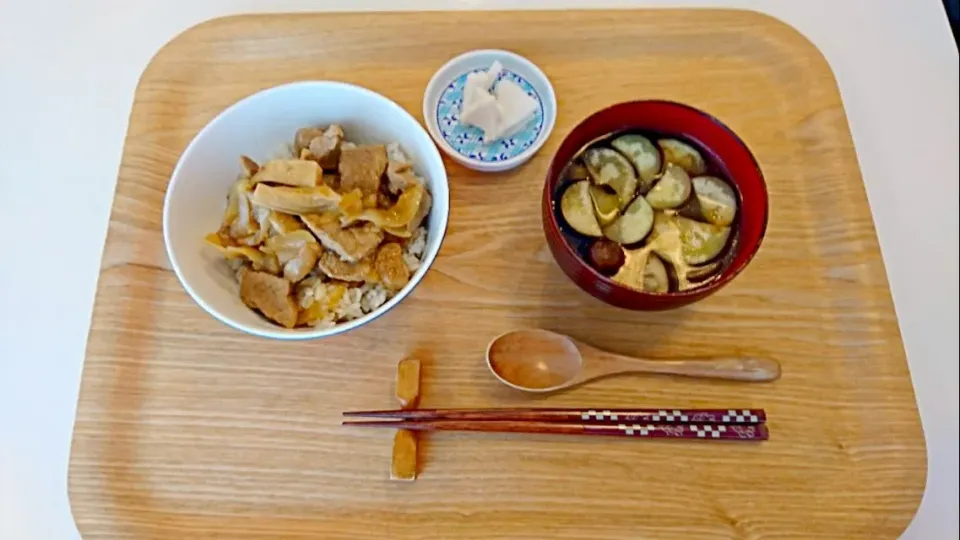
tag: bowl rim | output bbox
[422,48,558,172]
[542,99,769,301]
[163,80,450,340]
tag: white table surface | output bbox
[0,0,956,538]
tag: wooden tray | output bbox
[69,10,926,539]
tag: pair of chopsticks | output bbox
[342,408,768,441]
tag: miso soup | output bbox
[553,131,740,293]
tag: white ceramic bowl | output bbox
[423,49,557,173]
[163,81,449,340]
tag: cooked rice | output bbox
[386,142,408,163]
[403,226,427,272]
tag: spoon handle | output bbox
[598,354,782,382]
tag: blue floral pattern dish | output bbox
[435,68,545,163]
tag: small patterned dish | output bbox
[423,49,557,173]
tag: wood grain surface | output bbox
[68,10,926,539]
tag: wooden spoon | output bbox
[485,329,781,392]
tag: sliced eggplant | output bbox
[645,163,692,210]
[589,185,621,227]
[642,253,670,293]
[583,147,638,209]
[611,134,661,190]
[588,239,626,273]
[691,176,738,226]
[560,181,602,237]
[685,260,722,282]
[676,215,731,265]
[649,209,681,238]
[564,161,590,182]
[658,138,707,176]
[641,212,733,291]
[602,195,654,245]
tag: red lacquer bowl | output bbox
[542,101,769,310]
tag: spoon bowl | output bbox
[485,329,781,393]
[486,329,584,391]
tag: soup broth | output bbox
[553,131,741,294]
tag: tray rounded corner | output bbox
[726,8,843,87]
[891,448,931,538]
[136,14,257,94]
